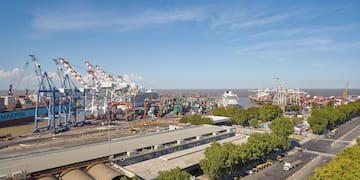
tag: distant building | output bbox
[294,124,309,135]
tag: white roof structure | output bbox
[204,115,231,124]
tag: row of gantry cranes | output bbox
[250,77,351,107]
[29,55,141,133]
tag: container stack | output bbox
[0,97,5,112]
[3,96,16,110]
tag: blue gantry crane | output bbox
[30,54,60,133]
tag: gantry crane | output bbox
[58,58,90,126]
[30,54,61,133]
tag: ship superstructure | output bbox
[221,90,240,108]
[249,78,309,106]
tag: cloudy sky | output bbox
[0,0,359,90]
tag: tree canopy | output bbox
[180,114,213,125]
[212,105,281,127]
[308,101,360,134]
[157,167,191,180]
[200,130,291,179]
[258,105,283,122]
[270,117,294,138]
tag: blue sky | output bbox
[0,0,359,90]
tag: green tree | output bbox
[247,107,260,120]
[231,109,250,126]
[157,167,191,180]
[180,114,213,125]
[226,106,238,116]
[259,105,282,122]
[270,117,294,138]
[291,117,303,125]
[200,142,227,179]
[249,118,258,128]
[307,108,330,134]
[285,105,301,112]
[212,107,228,116]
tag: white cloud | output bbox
[123,73,143,83]
[211,8,300,30]
[237,37,335,54]
[32,8,207,32]
[0,68,37,89]
[251,26,354,38]
[0,68,23,79]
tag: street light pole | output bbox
[107,106,111,155]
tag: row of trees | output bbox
[284,104,302,112]
[212,105,283,127]
[180,114,213,125]
[157,167,191,180]
[200,117,294,179]
[308,101,360,134]
[308,138,360,180]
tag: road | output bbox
[0,119,175,159]
[241,117,360,180]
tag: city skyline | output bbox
[0,0,359,90]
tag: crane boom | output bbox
[84,60,103,87]
[59,58,87,87]
[95,65,115,82]
[29,54,44,88]
[14,61,29,89]
[53,59,65,88]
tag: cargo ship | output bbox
[0,92,53,127]
[248,89,273,105]
[0,85,57,127]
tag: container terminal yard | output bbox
[1,55,360,179]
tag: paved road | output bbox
[293,117,360,179]
[241,117,360,180]
[241,152,316,180]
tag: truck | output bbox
[283,160,302,171]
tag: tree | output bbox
[157,167,191,180]
[226,106,238,116]
[212,107,228,116]
[270,117,294,138]
[307,108,330,134]
[180,114,213,125]
[200,142,228,179]
[259,105,282,122]
[223,143,243,173]
[249,118,258,128]
[285,105,301,112]
[291,117,303,125]
[247,107,260,120]
[231,109,250,126]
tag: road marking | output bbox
[303,150,335,157]
[332,121,360,147]
[321,138,353,143]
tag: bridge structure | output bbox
[0,125,236,179]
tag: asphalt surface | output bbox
[0,119,176,159]
[241,152,316,180]
[241,117,360,180]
